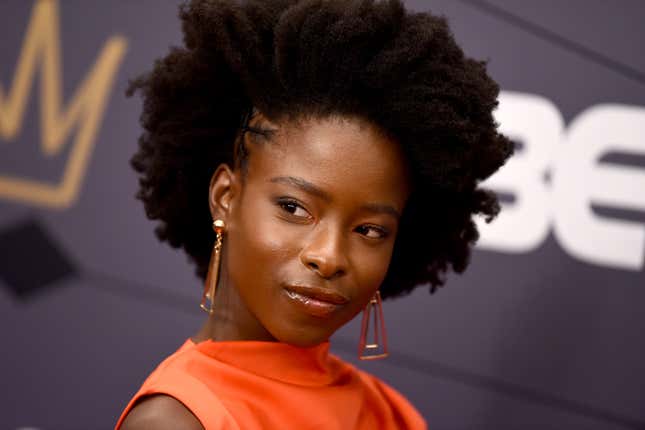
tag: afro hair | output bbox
[127,0,514,299]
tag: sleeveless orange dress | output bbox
[115,338,427,429]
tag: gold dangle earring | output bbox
[200,219,226,314]
[358,290,389,360]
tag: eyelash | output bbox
[276,198,311,220]
[275,198,390,239]
[356,225,389,240]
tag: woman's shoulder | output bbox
[353,366,414,405]
[115,339,241,430]
[345,364,427,429]
[118,394,204,430]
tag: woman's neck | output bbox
[192,275,276,343]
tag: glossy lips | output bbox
[283,284,349,318]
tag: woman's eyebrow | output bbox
[269,176,401,219]
[360,203,401,220]
[269,176,331,202]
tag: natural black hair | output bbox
[127,0,514,300]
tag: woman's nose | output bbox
[299,225,348,279]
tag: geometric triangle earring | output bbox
[200,219,225,314]
[358,290,389,360]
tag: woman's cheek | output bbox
[356,244,394,290]
[238,213,302,277]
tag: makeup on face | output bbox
[282,282,350,318]
[214,115,411,346]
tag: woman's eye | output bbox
[356,225,388,239]
[277,199,311,218]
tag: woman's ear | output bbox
[208,164,237,223]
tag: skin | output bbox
[193,112,411,347]
[121,113,411,430]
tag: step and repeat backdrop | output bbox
[1,1,644,429]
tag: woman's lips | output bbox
[282,285,349,318]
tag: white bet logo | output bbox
[476,91,645,271]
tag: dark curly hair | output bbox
[127,0,514,300]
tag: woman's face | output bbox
[211,114,411,347]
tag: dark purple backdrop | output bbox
[1,1,644,429]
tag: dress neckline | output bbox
[186,338,347,387]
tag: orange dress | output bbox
[115,338,427,429]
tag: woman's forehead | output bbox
[245,115,411,206]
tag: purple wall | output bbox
[1,1,644,429]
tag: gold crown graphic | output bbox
[0,0,127,208]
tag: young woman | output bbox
[115,0,513,428]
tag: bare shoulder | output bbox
[119,394,204,430]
